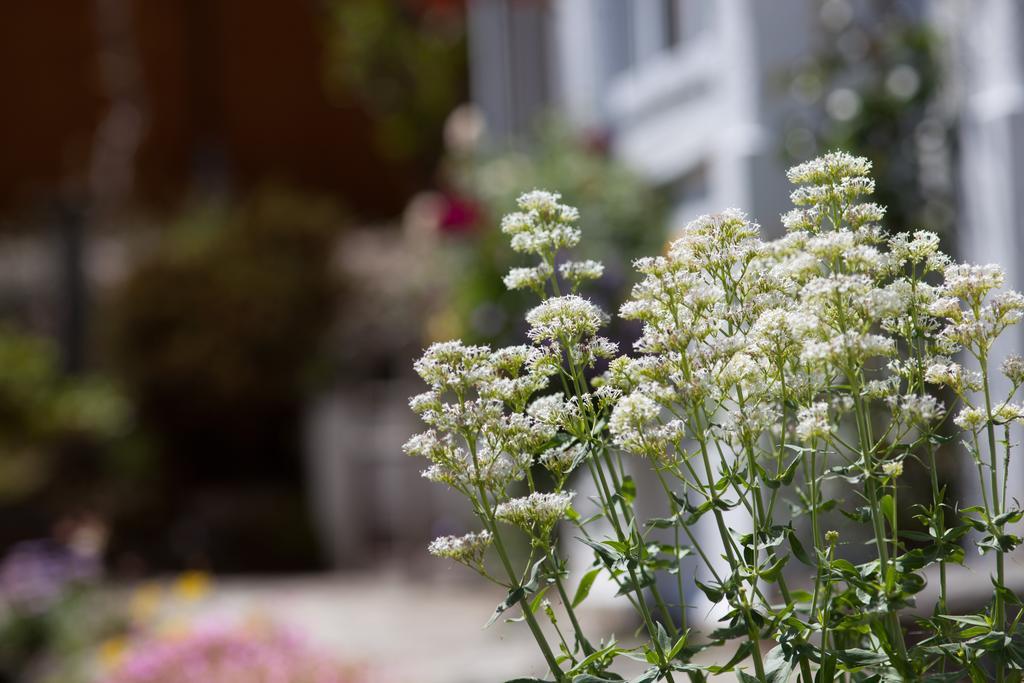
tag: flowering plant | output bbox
[408,153,1024,682]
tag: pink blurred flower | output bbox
[106,621,367,683]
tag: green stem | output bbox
[653,468,688,632]
[852,386,909,663]
[600,449,679,639]
[625,562,677,683]
[490,521,564,680]
[980,351,1006,683]
[548,550,594,655]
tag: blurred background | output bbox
[0,0,1021,680]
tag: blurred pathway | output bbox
[193,570,617,682]
[191,570,742,682]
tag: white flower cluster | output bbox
[882,461,903,479]
[539,442,587,480]
[1003,354,1024,386]
[796,402,831,443]
[495,491,576,533]
[786,151,873,185]
[609,392,660,454]
[504,262,553,292]
[559,259,605,288]
[406,340,558,493]
[525,295,617,368]
[526,295,607,343]
[414,341,494,394]
[499,191,608,298]
[606,150,1005,465]
[501,190,581,255]
[428,531,493,568]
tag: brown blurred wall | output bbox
[0,0,414,218]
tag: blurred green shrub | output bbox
[107,189,342,482]
[0,330,125,501]
[323,0,466,164]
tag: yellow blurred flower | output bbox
[99,636,128,668]
[173,571,211,602]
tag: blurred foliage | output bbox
[107,189,343,483]
[784,0,955,238]
[323,0,466,165]
[0,331,126,502]
[437,119,668,346]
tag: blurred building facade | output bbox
[467,0,813,235]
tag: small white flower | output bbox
[787,151,872,185]
[559,259,605,285]
[414,341,494,392]
[796,402,831,442]
[539,443,587,478]
[428,531,493,567]
[609,392,660,454]
[993,402,1024,425]
[503,262,553,292]
[526,295,608,343]
[889,230,941,266]
[898,394,945,424]
[954,406,986,431]
[882,461,903,478]
[495,492,576,533]
[500,191,582,255]
[943,263,1005,302]
[1003,354,1024,386]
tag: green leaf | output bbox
[566,641,627,677]
[628,669,661,683]
[760,554,789,582]
[684,500,715,525]
[764,644,794,683]
[939,614,991,627]
[530,586,551,613]
[485,586,525,628]
[695,579,724,604]
[578,536,620,567]
[508,585,551,623]
[646,516,678,529]
[615,570,655,597]
[706,641,753,673]
[788,528,813,566]
[619,475,637,504]
[668,629,691,660]
[994,507,1024,526]
[572,567,602,608]
[837,648,889,667]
